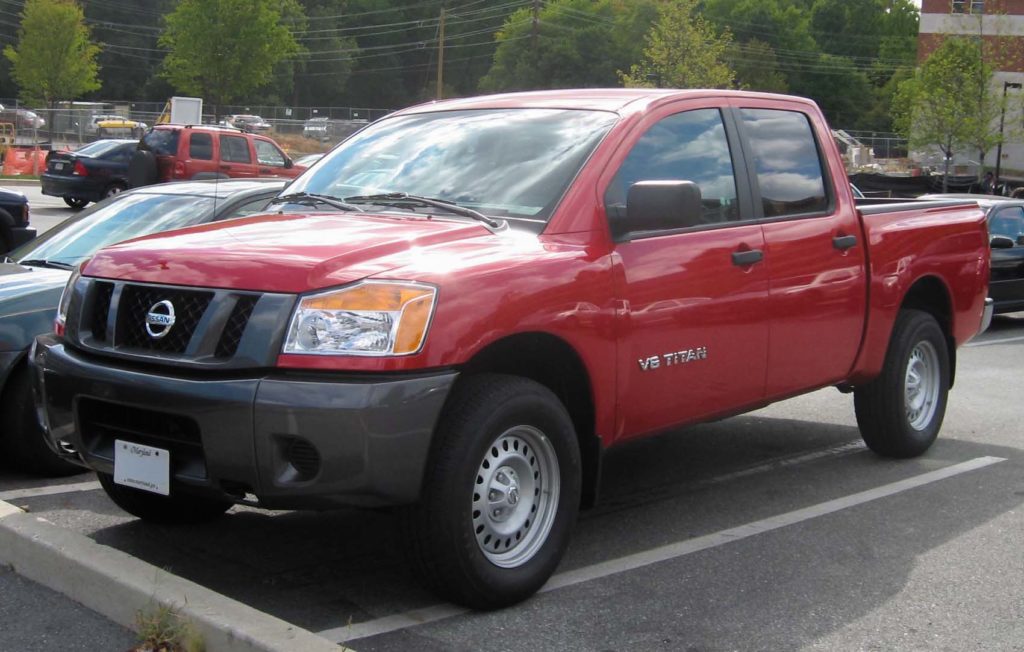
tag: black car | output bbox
[40,139,138,209]
[0,179,285,475]
[0,186,32,253]
[920,193,1024,314]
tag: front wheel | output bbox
[405,374,581,609]
[97,473,232,524]
[63,197,88,209]
[103,183,126,199]
[854,309,950,458]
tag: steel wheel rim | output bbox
[905,340,940,430]
[472,425,559,568]
[106,186,122,198]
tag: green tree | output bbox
[728,39,788,93]
[3,0,101,140]
[479,0,657,92]
[620,0,735,89]
[893,37,993,190]
[159,0,302,117]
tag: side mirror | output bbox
[284,157,294,169]
[610,180,703,242]
[991,235,1015,249]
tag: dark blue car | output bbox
[40,139,138,209]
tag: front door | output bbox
[988,205,1024,311]
[607,106,769,440]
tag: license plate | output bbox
[114,440,170,495]
[52,162,64,170]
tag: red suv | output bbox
[128,124,306,187]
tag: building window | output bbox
[952,1,985,13]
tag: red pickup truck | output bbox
[31,89,991,609]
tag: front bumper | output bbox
[4,225,35,251]
[30,335,457,509]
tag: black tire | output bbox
[0,367,85,477]
[127,149,159,188]
[103,182,126,199]
[405,374,581,609]
[854,309,950,458]
[97,472,232,524]
[63,197,88,209]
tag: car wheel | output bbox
[97,472,232,524]
[103,183,126,199]
[127,149,159,188]
[854,309,950,458]
[404,374,581,609]
[63,197,88,209]
[0,366,84,477]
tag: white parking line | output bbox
[0,480,101,502]
[965,334,1024,347]
[318,456,1006,644]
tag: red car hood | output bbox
[83,211,493,293]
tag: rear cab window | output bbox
[141,129,180,156]
[189,133,214,160]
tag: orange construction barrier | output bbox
[1,147,48,176]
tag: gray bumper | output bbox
[978,297,995,337]
[30,334,457,509]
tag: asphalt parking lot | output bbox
[3,185,1023,650]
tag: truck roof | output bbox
[396,88,819,116]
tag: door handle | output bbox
[732,249,763,266]
[219,165,231,170]
[833,234,857,250]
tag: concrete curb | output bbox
[0,178,39,186]
[0,500,347,652]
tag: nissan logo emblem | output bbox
[145,300,176,339]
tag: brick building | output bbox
[918,0,1024,176]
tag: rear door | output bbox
[218,134,258,178]
[733,102,867,396]
[608,103,769,440]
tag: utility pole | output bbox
[532,0,540,49]
[436,7,446,100]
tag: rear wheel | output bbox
[405,374,581,609]
[97,473,232,524]
[63,197,88,209]
[854,309,950,458]
[0,367,84,477]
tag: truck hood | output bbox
[82,211,495,293]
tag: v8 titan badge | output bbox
[114,440,170,495]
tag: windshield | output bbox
[286,108,617,222]
[74,140,132,157]
[9,193,218,267]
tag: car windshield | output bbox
[8,192,218,267]
[286,108,618,222]
[74,140,132,157]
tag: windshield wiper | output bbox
[269,192,361,212]
[18,259,74,270]
[344,193,502,229]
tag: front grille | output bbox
[78,397,207,479]
[91,282,114,342]
[215,295,258,358]
[116,285,213,353]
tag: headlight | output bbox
[54,264,83,336]
[283,281,437,356]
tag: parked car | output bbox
[40,139,138,209]
[0,187,32,253]
[0,105,45,130]
[920,193,1024,314]
[293,152,324,167]
[0,178,285,476]
[225,114,272,133]
[302,117,366,143]
[31,89,990,608]
[127,124,306,187]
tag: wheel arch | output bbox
[458,332,602,509]
[899,275,956,387]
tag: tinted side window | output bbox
[189,133,213,160]
[141,129,180,156]
[740,108,828,218]
[605,109,739,225]
[990,206,1024,240]
[220,135,252,163]
[254,140,286,166]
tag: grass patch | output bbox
[133,603,205,652]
